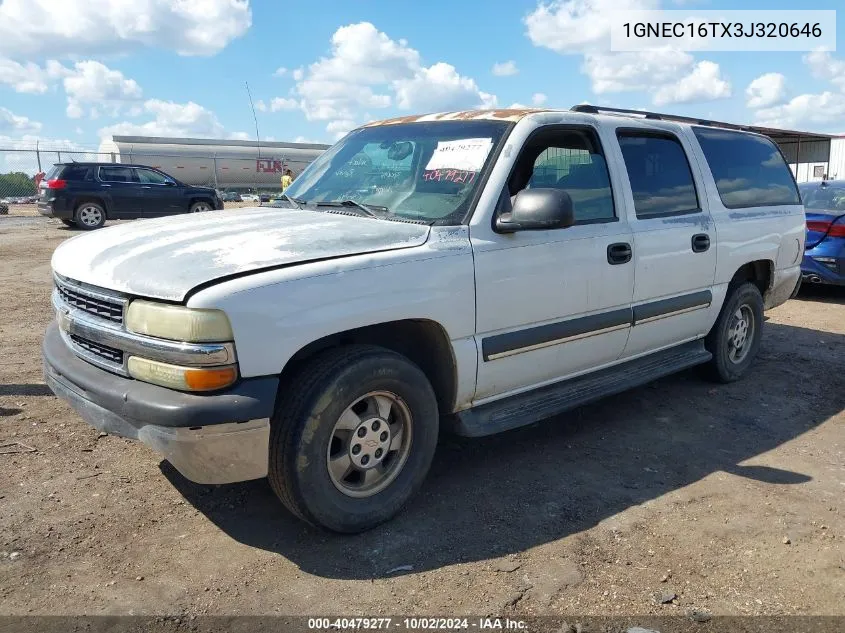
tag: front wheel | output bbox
[189,201,212,213]
[268,345,439,533]
[703,282,764,383]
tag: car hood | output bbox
[51,206,431,301]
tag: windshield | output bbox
[800,184,845,211]
[283,120,511,224]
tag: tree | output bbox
[0,172,37,197]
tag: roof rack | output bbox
[570,104,749,132]
[568,104,837,142]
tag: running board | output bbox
[451,340,712,437]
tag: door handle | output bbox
[607,242,632,265]
[141,186,151,189]
[101,184,111,187]
[691,233,710,253]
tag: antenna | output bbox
[245,81,262,158]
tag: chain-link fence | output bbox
[0,141,322,205]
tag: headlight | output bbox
[128,357,237,392]
[126,300,233,342]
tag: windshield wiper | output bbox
[278,194,306,209]
[315,200,390,219]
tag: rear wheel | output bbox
[703,282,764,383]
[268,345,439,533]
[74,202,106,230]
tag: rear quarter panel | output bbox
[681,127,805,309]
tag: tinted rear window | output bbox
[99,166,136,183]
[693,128,800,209]
[617,131,700,218]
[60,165,92,181]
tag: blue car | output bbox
[799,180,845,286]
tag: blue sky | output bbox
[0,0,843,153]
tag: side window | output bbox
[617,131,700,218]
[99,166,135,183]
[512,128,616,223]
[136,169,170,185]
[693,128,801,208]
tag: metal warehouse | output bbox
[97,136,331,190]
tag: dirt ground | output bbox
[1,217,844,619]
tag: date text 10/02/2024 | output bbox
[307,617,528,630]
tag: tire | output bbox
[268,345,439,533]
[189,201,212,213]
[60,219,76,227]
[74,202,106,230]
[703,282,764,383]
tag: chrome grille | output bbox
[55,276,125,324]
[69,334,124,366]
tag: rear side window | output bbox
[99,166,136,183]
[60,165,91,181]
[617,131,700,218]
[693,128,800,209]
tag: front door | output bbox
[134,168,184,216]
[610,125,718,358]
[470,124,635,403]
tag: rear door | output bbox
[97,166,139,217]
[134,168,184,216]
[610,124,717,358]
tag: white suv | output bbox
[44,106,805,532]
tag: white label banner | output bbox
[425,138,494,172]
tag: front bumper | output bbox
[43,322,277,484]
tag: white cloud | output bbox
[745,73,786,109]
[49,61,143,119]
[804,50,845,92]
[507,102,530,109]
[532,92,548,106]
[0,107,42,135]
[292,67,304,81]
[270,97,299,112]
[525,0,658,54]
[273,66,288,77]
[294,22,497,134]
[582,49,693,94]
[754,92,845,131]
[326,119,356,140]
[0,0,251,58]
[99,99,237,139]
[652,61,731,106]
[492,60,519,76]
[0,57,48,93]
[394,63,497,112]
[254,100,267,112]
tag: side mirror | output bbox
[164,180,176,186]
[495,188,575,233]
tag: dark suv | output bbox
[38,163,223,229]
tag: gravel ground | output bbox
[0,216,843,618]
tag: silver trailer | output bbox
[97,136,331,190]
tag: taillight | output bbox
[829,219,845,238]
[47,179,67,189]
[807,217,845,238]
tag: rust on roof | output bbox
[362,108,547,127]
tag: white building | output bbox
[97,136,330,190]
